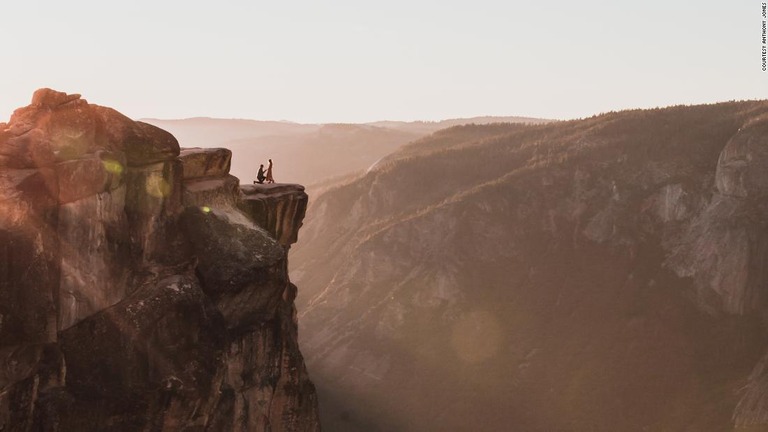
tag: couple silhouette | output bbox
[255,159,275,184]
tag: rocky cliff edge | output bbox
[0,89,319,431]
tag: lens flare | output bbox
[102,159,124,175]
[145,173,172,198]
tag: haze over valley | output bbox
[1,1,764,431]
[142,116,548,194]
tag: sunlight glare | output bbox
[145,172,171,198]
[102,159,124,175]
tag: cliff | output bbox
[291,101,768,431]
[0,89,320,431]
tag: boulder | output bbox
[92,106,180,166]
[179,206,284,295]
[31,88,82,108]
[45,98,98,160]
[179,147,232,180]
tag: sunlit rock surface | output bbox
[0,89,320,431]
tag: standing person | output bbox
[266,158,275,184]
[255,164,267,184]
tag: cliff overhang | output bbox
[0,89,319,431]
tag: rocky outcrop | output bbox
[240,184,308,246]
[0,89,319,431]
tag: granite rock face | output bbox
[663,117,768,317]
[0,89,319,431]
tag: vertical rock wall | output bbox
[667,116,768,317]
[0,89,320,431]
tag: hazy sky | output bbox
[0,0,764,123]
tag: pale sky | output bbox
[1,0,765,123]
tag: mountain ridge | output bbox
[292,99,768,431]
[141,115,550,197]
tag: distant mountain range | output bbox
[141,116,548,194]
[290,101,768,431]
